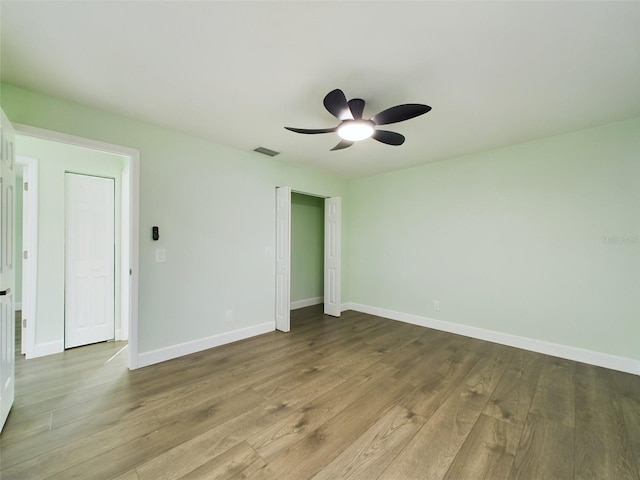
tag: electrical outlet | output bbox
[225,309,233,322]
[433,300,440,311]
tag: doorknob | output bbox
[0,288,11,296]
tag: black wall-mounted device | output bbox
[152,226,159,241]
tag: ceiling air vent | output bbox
[253,146,280,157]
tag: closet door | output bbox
[65,173,115,348]
[324,197,341,317]
[275,186,291,332]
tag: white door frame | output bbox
[119,165,130,342]
[13,124,140,369]
[275,187,342,329]
[275,186,291,332]
[16,155,38,358]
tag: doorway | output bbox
[275,186,342,332]
[290,193,324,310]
[13,125,139,369]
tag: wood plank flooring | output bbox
[1,306,639,479]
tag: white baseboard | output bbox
[342,302,639,375]
[31,340,64,359]
[136,321,275,369]
[291,297,323,310]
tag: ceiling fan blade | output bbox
[371,104,431,125]
[285,126,337,134]
[330,139,354,151]
[372,130,405,146]
[323,89,353,121]
[348,98,366,120]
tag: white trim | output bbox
[291,297,323,310]
[342,302,640,376]
[14,124,139,157]
[136,322,275,369]
[16,155,38,359]
[13,123,140,370]
[32,340,63,358]
[275,186,291,332]
[128,150,140,369]
[118,165,130,342]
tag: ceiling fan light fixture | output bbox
[286,89,431,150]
[337,120,375,142]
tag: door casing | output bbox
[16,155,38,358]
[275,186,342,331]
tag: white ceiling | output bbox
[1,1,639,178]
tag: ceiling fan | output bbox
[285,88,431,151]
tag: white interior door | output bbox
[65,173,115,349]
[0,108,16,432]
[275,186,291,332]
[324,197,341,317]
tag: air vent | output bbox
[253,146,280,157]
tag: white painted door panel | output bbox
[65,173,115,348]
[324,197,341,317]
[275,186,291,332]
[0,108,16,432]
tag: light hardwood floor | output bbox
[1,306,639,479]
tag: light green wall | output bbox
[348,118,640,361]
[1,83,349,354]
[4,82,637,366]
[291,193,324,303]
[15,135,125,346]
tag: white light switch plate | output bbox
[155,248,166,263]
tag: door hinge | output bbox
[23,250,28,260]
[24,181,28,191]
[22,318,26,328]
